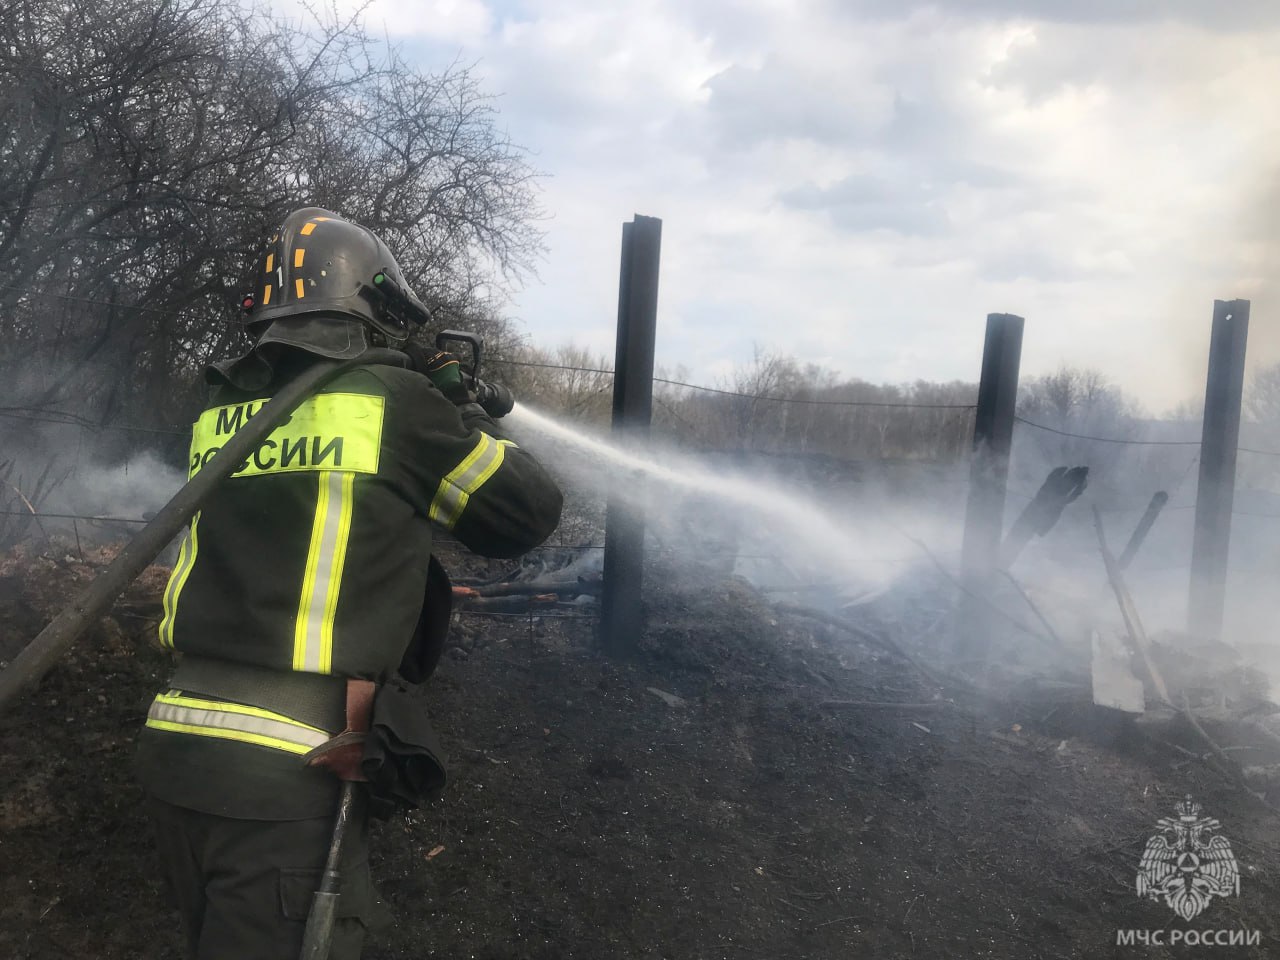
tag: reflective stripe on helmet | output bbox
[299,216,331,237]
[293,470,356,674]
[145,691,331,755]
[427,434,516,530]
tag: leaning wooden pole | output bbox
[0,349,407,714]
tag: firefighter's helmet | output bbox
[241,207,430,359]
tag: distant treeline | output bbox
[493,347,1280,508]
[491,345,978,463]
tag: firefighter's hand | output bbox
[421,351,474,405]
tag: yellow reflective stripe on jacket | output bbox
[189,392,384,479]
[158,512,201,648]
[428,434,515,530]
[293,471,355,674]
[145,690,330,755]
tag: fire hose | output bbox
[299,780,359,960]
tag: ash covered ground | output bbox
[2,527,1280,960]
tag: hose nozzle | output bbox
[474,380,514,418]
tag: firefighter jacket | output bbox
[136,352,563,818]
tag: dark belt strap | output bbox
[171,655,346,732]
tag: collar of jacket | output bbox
[206,335,410,391]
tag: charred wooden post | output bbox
[956,313,1023,658]
[1118,491,1169,571]
[961,313,1024,582]
[600,215,662,657]
[1189,299,1250,643]
[998,465,1088,570]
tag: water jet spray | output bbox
[504,403,960,597]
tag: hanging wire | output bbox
[1014,416,1201,446]
[495,358,976,410]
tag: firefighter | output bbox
[135,207,563,959]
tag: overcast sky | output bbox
[280,0,1280,413]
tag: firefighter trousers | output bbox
[146,795,380,960]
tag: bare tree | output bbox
[1010,366,1204,512]
[1245,363,1280,426]
[0,0,542,441]
[489,344,613,423]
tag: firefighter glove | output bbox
[422,351,474,405]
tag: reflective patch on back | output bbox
[189,392,384,478]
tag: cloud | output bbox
[781,174,952,236]
[845,0,1280,30]
[705,59,896,149]
[274,0,495,43]
[265,0,1280,413]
